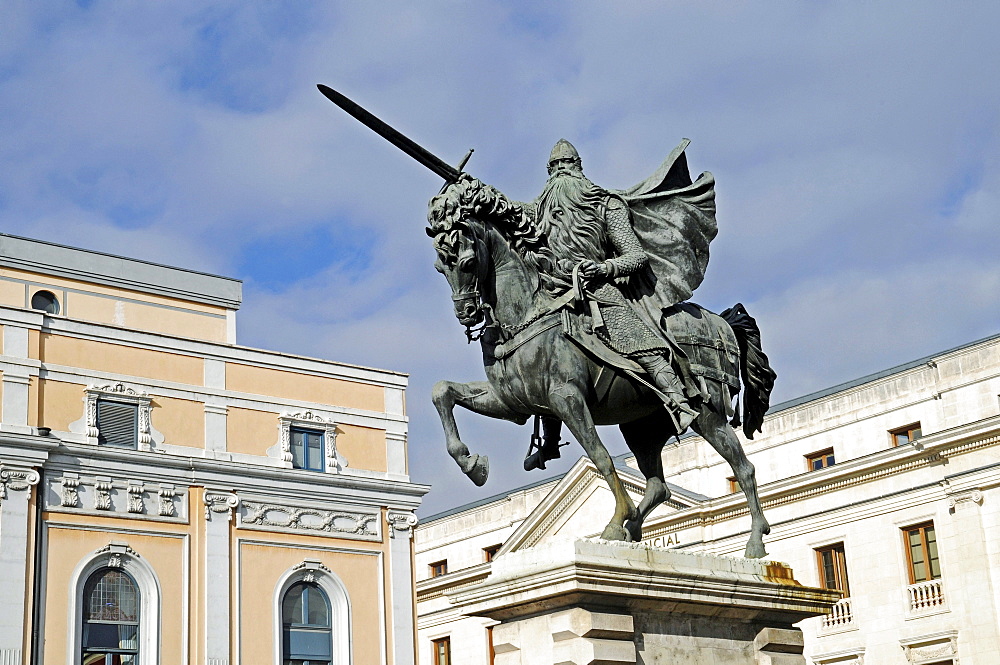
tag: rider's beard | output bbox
[535,171,609,290]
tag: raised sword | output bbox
[317,84,473,184]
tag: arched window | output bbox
[81,568,140,664]
[282,581,333,664]
[30,289,60,314]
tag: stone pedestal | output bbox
[448,539,840,665]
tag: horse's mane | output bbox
[426,175,546,270]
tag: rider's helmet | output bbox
[547,139,583,176]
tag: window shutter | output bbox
[97,400,138,448]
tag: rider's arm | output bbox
[603,197,648,278]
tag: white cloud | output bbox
[1,2,998,515]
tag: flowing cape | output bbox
[611,139,717,312]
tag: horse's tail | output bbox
[720,303,776,439]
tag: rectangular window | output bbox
[487,626,495,665]
[903,522,941,583]
[483,544,502,562]
[891,422,922,447]
[806,448,835,471]
[430,560,448,578]
[96,400,138,448]
[290,428,325,472]
[727,476,741,493]
[815,543,850,595]
[432,636,451,665]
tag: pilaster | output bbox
[0,465,40,663]
[387,510,419,665]
[204,490,239,665]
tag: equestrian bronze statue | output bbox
[318,85,777,557]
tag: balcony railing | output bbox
[907,579,945,612]
[821,597,853,629]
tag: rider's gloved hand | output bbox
[578,259,611,279]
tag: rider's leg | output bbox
[634,354,700,433]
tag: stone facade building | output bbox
[415,331,1000,665]
[0,234,427,664]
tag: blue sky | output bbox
[2,2,999,516]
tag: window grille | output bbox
[82,569,140,663]
[97,400,139,448]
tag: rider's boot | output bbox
[524,417,564,471]
[635,355,700,433]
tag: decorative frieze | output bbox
[899,630,957,664]
[44,475,186,519]
[204,491,240,522]
[241,500,379,539]
[386,510,418,539]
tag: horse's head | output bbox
[427,177,491,334]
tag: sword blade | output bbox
[317,84,461,183]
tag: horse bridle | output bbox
[450,223,497,343]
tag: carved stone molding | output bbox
[293,559,333,584]
[945,486,983,510]
[812,648,865,665]
[0,466,41,502]
[276,411,343,472]
[158,486,177,517]
[94,479,113,510]
[241,500,379,539]
[96,542,140,569]
[204,491,240,522]
[900,630,958,664]
[386,510,418,539]
[60,473,80,507]
[127,481,145,514]
[82,383,157,450]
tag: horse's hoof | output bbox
[624,519,643,543]
[463,454,489,486]
[601,524,629,541]
[744,538,768,559]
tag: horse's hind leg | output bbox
[692,406,771,558]
[431,380,527,486]
[550,385,636,541]
[620,412,673,542]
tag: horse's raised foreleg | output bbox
[693,405,771,558]
[550,384,636,541]
[431,380,527,486]
[620,411,673,542]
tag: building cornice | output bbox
[0,233,242,309]
[641,415,1000,539]
[29,311,408,387]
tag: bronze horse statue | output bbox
[426,176,776,558]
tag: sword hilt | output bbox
[437,148,475,195]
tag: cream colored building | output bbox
[415,332,1000,665]
[0,233,428,664]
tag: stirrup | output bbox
[523,416,568,471]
